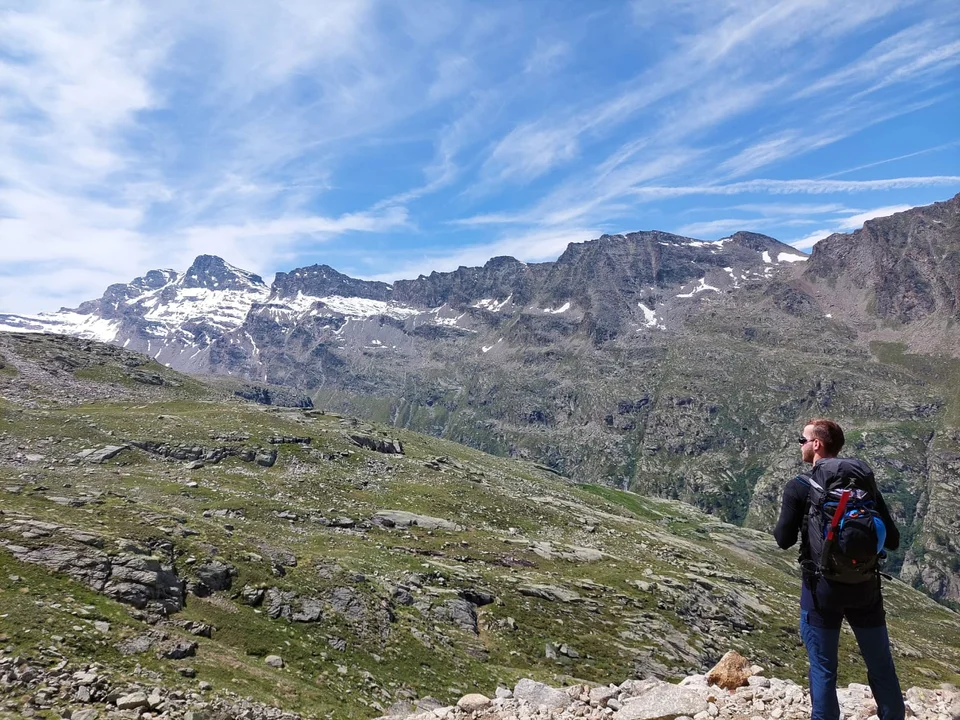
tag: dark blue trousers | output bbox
[800,604,905,720]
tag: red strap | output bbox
[825,489,851,542]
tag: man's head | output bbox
[799,418,844,464]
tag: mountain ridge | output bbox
[1,195,959,608]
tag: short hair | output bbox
[807,418,844,456]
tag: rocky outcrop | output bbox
[381,671,960,720]
[373,510,462,531]
[347,433,404,454]
[1,537,184,615]
[130,440,278,468]
[0,654,304,719]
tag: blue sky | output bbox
[1,0,959,314]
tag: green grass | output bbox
[2,335,960,717]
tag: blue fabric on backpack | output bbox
[873,515,886,553]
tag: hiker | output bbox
[774,418,905,720]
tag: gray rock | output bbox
[435,598,478,634]
[255,449,278,467]
[347,433,403,454]
[373,510,462,531]
[265,655,284,668]
[194,559,235,594]
[116,634,156,655]
[513,678,570,710]
[266,587,296,620]
[459,588,495,606]
[329,586,366,624]
[292,598,323,623]
[71,710,99,720]
[115,691,149,710]
[457,694,491,713]
[617,684,708,720]
[240,585,266,606]
[590,686,619,707]
[156,639,198,659]
[6,544,111,592]
[80,445,129,464]
[518,584,582,603]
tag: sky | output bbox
[1,0,959,315]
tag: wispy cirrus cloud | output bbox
[0,1,957,315]
[787,204,915,250]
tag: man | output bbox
[774,418,904,720]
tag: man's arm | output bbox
[774,476,809,549]
[862,467,901,551]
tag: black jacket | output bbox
[774,459,900,556]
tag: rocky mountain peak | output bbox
[726,231,790,252]
[181,255,266,291]
[483,255,524,270]
[271,264,392,302]
[804,193,960,327]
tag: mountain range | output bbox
[2,193,959,607]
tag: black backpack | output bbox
[801,458,887,584]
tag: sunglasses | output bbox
[797,436,812,445]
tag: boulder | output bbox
[706,650,752,691]
[156,639,198,660]
[456,694,491,713]
[115,691,149,710]
[435,598,478,634]
[513,678,570,710]
[255,449,278,467]
[265,655,284,668]
[293,598,323,623]
[617,684,708,720]
[193,559,236,594]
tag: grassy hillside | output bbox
[1,333,958,718]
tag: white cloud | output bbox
[836,204,912,230]
[630,177,960,200]
[790,229,835,251]
[788,204,915,251]
[482,123,581,185]
[523,39,569,74]
[676,219,763,239]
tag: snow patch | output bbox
[280,292,421,320]
[638,303,665,330]
[777,252,807,263]
[543,302,571,314]
[0,312,121,343]
[676,278,721,299]
[473,295,512,312]
[761,251,772,264]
